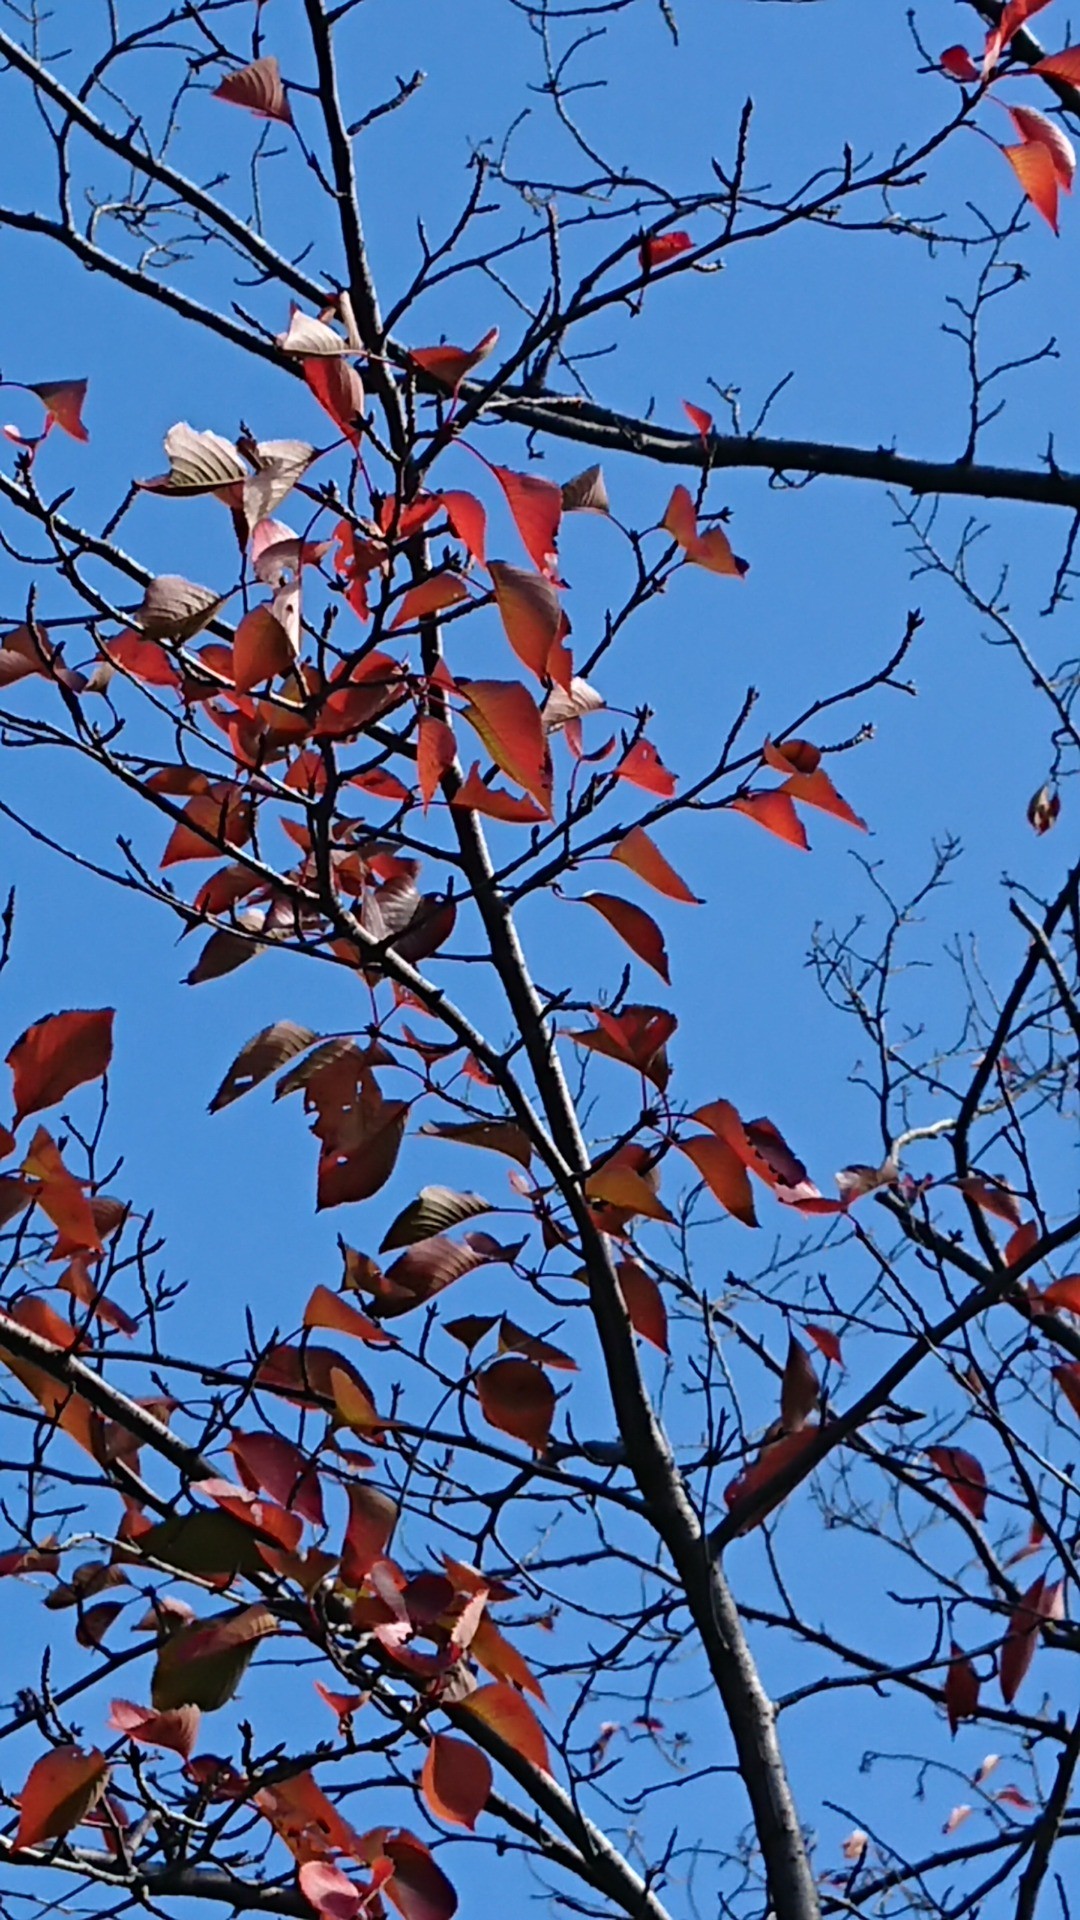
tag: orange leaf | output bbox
[410,328,498,393]
[213,54,292,123]
[451,764,546,824]
[676,1135,757,1227]
[616,738,677,797]
[577,892,670,981]
[469,1613,545,1699]
[612,824,701,902]
[104,629,180,687]
[1006,105,1076,188]
[1034,47,1080,86]
[984,0,1055,72]
[460,1681,550,1772]
[780,768,866,832]
[491,469,562,578]
[585,1159,675,1223]
[1002,140,1059,232]
[8,1009,114,1122]
[488,563,564,680]
[14,1746,109,1849]
[476,1358,555,1451]
[730,791,809,850]
[662,484,745,576]
[421,1734,492,1830]
[458,680,552,813]
[304,1284,386,1345]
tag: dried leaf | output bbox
[14,1746,109,1849]
[380,1187,493,1251]
[213,54,292,124]
[476,1358,555,1451]
[421,1734,492,1830]
[209,1021,317,1112]
[577,892,671,982]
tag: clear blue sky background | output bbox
[1,0,1078,1910]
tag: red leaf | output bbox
[676,1135,757,1227]
[213,55,292,123]
[723,1427,819,1532]
[1005,1219,1040,1267]
[488,563,564,680]
[416,716,458,810]
[491,469,562,578]
[940,45,979,80]
[1041,1275,1080,1312]
[104,628,180,687]
[341,1484,398,1586]
[440,491,488,566]
[30,380,89,443]
[299,1861,365,1920]
[730,791,810,850]
[476,1358,555,1451]
[566,1005,676,1090]
[410,328,498,394]
[233,605,295,693]
[578,892,670,982]
[390,575,469,632]
[303,358,365,445]
[682,399,713,439]
[8,1009,114,1122]
[314,1681,366,1724]
[780,1335,819,1432]
[383,1833,457,1920]
[984,0,1056,73]
[616,1261,669,1352]
[1002,140,1059,232]
[957,1174,1023,1226]
[229,1430,325,1525]
[14,1747,109,1849]
[612,824,701,902]
[1000,1573,1064,1703]
[451,764,547,824]
[639,231,693,272]
[421,1734,492,1830]
[460,1681,550,1772]
[803,1324,844,1367]
[944,1646,979,1734]
[108,1699,200,1758]
[1053,1362,1080,1420]
[350,767,413,803]
[616,738,677,797]
[458,680,552,813]
[926,1446,988,1520]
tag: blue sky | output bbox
[1,0,1079,1911]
